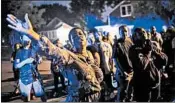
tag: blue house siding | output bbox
[85,13,167,33]
[85,14,105,29]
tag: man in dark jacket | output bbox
[129,28,168,102]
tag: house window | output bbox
[120,4,133,17]
[127,6,132,14]
[122,7,126,15]
[50,31,53,39]
[48,32,51,39]
[52,31,57,38]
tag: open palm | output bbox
[6,13,33,35]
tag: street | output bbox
[1,60,67,102]
[1,60,175,102]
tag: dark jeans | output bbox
[13,67,19,81]
[53,72,66,91]
[134,84,160,102]
[104,73,113,89]
[117,75,133,102]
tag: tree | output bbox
[1,0,46,45]
[70,0,122,27]
[70,0,175,27]
[38,3,76,26]
[2,0,12,44]
[8,1,46,30]
[133,0,175,26]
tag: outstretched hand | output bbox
[6,14,40,40]
[6,14,33,34]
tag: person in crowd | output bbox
[161,26,168,41]
[98,33,116,101]
[86,32,101,67]
[7,13,175,102]
[113,25,134,102]
[106,32,114,46]
[162,26,175,86]
[151,26,163,47]
[129,28,168,102]
[100,35,113,84]
[11,43,22,94]
[147,29,152,40]
[64,40,73,51]
[7,14,103,102]
[172,37,175,87]
[50,39,66,97]
[14,35,47,102]
[88,29,116,101]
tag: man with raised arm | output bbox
[6,14,103,102]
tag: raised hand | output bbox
[6,14,40,40]
[6,14,32,34]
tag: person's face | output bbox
[162,28,166,32]
[151,27,156,33]
[16,44,20,50]
[23,40,31,48]
[141,29,148,40]
[94,32,102,42]
[120,27,128,39]
[72,29,87,50]
[135,28,147,41]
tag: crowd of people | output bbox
[7,14,175,102]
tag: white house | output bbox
[39,17,73,45]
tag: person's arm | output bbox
[109,43,113,59]
[10,52,15,63]
[6,14,57,53]
[157,33,163,46]
[6,14,74,65]
[129,46,151,71]
[138,52,151,70]
[15,58,34,69]
[94,52,100,66]
[14,51,35,69]
[159,36,163,46]
[152,45,168,69]
[108,43,114,72]
[6,14,95,81]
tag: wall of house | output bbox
[110,14,166,32]
[110,1,133,18]
[85,14,105,29]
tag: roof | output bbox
[39,17,71,31]
[106,0,126,16]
